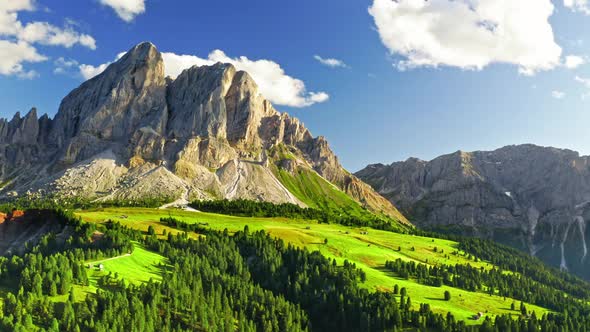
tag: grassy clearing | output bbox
[48,242,168,304]
[86,241,167,287]
[76,207,551,324]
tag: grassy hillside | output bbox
[274,166,409,227]
[269,144,408,225]
[76,207,551,324]
[51,242,168,303]
[86,241,167,286]
[274,166,369,217]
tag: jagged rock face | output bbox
[0,42,405,223]
[0,109,43,146]
[356,144,590,278]
[0,108,51,185]
[166,63,236,140]
[49,42,168,164]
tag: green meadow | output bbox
[86,241,167,286]
[75,207,551,324]
[49,242,168,303]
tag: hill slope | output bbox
[75,206,590,326]
[0,206,588,330]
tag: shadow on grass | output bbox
[425,297,446,301]
[373,266,413,280]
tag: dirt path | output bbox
[158,187,200,212]
[159,187,190,209]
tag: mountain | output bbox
[356,144,590,278]
[0,42,407,224]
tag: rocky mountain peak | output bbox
[47,42,168,164]
[0,41,408,225]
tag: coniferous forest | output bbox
[0,207,586,331]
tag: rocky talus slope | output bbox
[0,42,407,224]
[357,145,590,277]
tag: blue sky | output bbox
[2,0,590,171]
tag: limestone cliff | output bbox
[0,42,407,224]
[357,145,590,277]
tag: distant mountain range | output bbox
[356,144,590,278]
[0,42,407,225]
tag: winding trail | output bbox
[158,187,200,212]
[159,187,190,209]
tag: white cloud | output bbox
[78,52,125,79]
[313,55,348,68]
[0,40,45,78]
[551,90,566,99]
[0,1,35,12]
[576,75,590,87]
[100,0,146,22]
[158,52,210,78]
[574,75,590,99]
[564,0,590,15]
[368,0,562,75]
[79,63,110,80]
[564,55,586,69]
[55,57,78,67]
[80,49,329,107]
[53,57,78,74]
[18,22,96,49]
[307,92,330,104]
[0,1,96,77]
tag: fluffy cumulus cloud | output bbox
[18,22,96,49]
[313,55,348,68]
[79,63,110,80]
[564,55,586,69]
[78,52,125,79]
[551,90,566,99]
[100,0,146,22]
[368,0,562,75]
[0,0,96,78]
[0,40,46,77]
[564,0,590,15]
[81,49,329,107]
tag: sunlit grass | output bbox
[75,207,551,324]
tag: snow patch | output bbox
[575,216,588,262]
[560,222,573,271]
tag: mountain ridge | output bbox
[356,143,590,278]
[0,42,408,225]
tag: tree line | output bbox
[189,199,406,232]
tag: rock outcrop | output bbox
[0,42,406,224]
[356,144,590,278]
